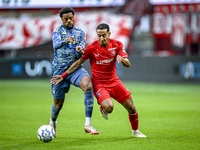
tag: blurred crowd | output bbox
[0,0,200,58]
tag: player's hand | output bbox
[66,36,74,44]
[117,55,130,67]
[76,46,84,54]
[116,55,123,64]
[50,75,63,85]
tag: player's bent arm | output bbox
[67,59,84,74]
[61,59,84,79]
[121,58,130,68]
[52,31,66,50]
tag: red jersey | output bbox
[81,39,128,86]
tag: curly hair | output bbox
[59,7,75,18]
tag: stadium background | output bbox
[0,1,200,149]
[0,0,200,83]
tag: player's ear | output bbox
[108,32,111,37]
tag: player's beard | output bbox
[100,43,107,48]
[66,23,74,29]
[100,40,107,48]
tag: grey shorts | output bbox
[51,67,90,99]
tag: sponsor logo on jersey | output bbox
[61,38,79,44]
[96,58,114,64]
[108,47,117,51]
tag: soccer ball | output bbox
[37,125,55,142]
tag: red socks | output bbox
[129,112,139,130]
[101,105,139,130]
[100,106,108,113]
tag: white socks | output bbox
[85,117,91,126]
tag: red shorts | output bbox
[93,81,131,105]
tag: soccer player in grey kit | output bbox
[49,7,99,137]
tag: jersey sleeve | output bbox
[75,30,86,59]
[78,30,86,52]
[80,45,90,62]
[52,27,67,50]
[117,42,128,58]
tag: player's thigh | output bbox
[93,85,111,105]
[79,76,93,92]
[121,97,136,114]
[111,82,131,104]
[51,83,67,100]
[69,68,90,88]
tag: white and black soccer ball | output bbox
[37,125,55,142]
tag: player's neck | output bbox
[100,45,107,48]
[100,42,109,48]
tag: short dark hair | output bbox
[59,7,75,18]
[96,23,110,32]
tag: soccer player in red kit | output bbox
[51,23,146,137]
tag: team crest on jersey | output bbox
[111,50,116,56]
[54,32,59,37]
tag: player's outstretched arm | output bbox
[116,55,130,68]
[50,59,84,85]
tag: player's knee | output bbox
[85,82,93,91]
[82,82,92,92]
[80,77,93,92]
[127,105,137,114]
[55,103,63,110]
[105,104,114,113]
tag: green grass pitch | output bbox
[0,79,200,150]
